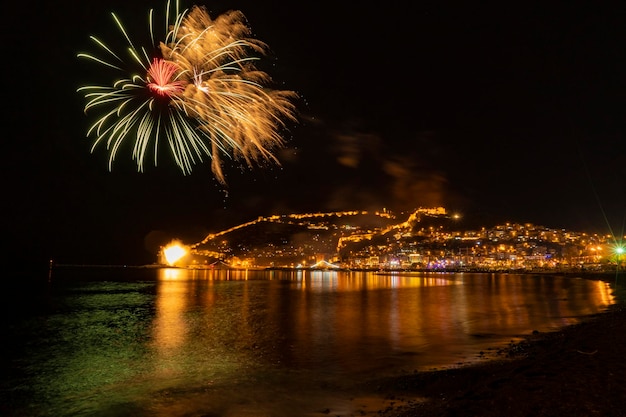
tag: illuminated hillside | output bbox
[170,208,449,267]
[158,206,623,272]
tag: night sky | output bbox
[6,1,625,267]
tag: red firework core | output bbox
[146,58,186,98]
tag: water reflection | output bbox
[152,274,187,353]
[4,269,617,417]
[152,269,614,378]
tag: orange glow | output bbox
[162,240,189,266]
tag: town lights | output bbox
[614,245,625,264]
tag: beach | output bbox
[366,272,626,417]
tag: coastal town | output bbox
[160,207,625,273]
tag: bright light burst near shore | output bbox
[77,1,297,184]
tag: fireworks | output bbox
[77,1,297,184]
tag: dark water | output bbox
[1,268,618,417]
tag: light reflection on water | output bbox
[1,269,617,417]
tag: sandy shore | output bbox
[358,272,626,417]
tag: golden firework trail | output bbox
[77,1,297,184]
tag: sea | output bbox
[1,267,621,417]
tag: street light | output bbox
[616,245,624,267]
[612,243,624,285]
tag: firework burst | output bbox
[77,1,297,183]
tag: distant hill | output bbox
[188,208,456,266]
[158,207,621,271]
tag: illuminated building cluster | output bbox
[160,207,625,271]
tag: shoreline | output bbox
[49,263,625,274]
[362,273,626,417]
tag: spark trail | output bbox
[77,1,297,184]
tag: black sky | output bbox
[6,1,625,267]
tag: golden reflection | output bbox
[598,281,614,306]
[154,290,187,355]
[158,268,253,281]
[269,272,616,371]
[299,271,460,291]
[152,268,189,356]
[147,269,616,373]
[161,267,185,280]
